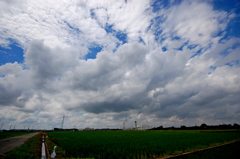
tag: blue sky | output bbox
[1,0,239,65]
[0,0,240,129]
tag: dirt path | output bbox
[0,132,39,155]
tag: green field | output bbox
[0,131,34,139]
[46,130,240,159]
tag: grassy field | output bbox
[46,130,240,159]
[3,133,42,159]
[0,132,34,139]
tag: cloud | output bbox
[0,0,240,129]
[24,40,80,90]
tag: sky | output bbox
[0,0,240,130]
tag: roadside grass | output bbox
[0,132,34,139]
[45,133,68,158]
[3,132,41,159]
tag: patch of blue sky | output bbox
[151,0,183,12]
[213,0,240,13]
[154,30,164,43]
[171,36,181,41]
[214,0,240,42]
[85,44,103,60]
[191,48,203,58]
[138,37,146,45]
[219,43,240,57]
[146,20,154,32]
[174,41,188,51]
[116,31,128,44]
[225,60,239,67]
[151,0,163,12]
[64,21,81,34]
[151,15,167,43]
[209,65,217,71]
[218,16,240,43]
[0,39,24,66]
[187,44,198,50]
[113,42,121,52]
[78,113,85,116]
[208,65,217,75]
[34,110,41,116]
[162,46,167,52]
[91,9,128,44]
[105,24,128,44]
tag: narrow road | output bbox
[0,132,39,155]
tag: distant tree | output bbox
[233,123,240,128]
[180,125,186,129]
[200,123,207,129]
[233,123,239,126]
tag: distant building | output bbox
[84,127,94,131]
[54,128,78,131]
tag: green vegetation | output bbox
[173,141,240,159]
[0,131,34,139]
[4,133,41,159]
[45,133,68,158]
[46,130,240,159]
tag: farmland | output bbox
[46,130,240,159]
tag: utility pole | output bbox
[125,119,127,129]
[61,115,65,129]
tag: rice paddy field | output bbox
[46,130,240,159]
